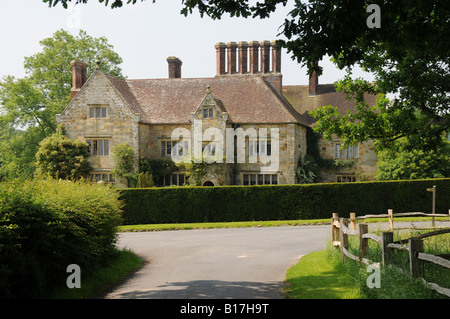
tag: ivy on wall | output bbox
[302,127,355,178]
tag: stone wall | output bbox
[57,71,309,187]
[56,71,141,187]
[317,137,378,182]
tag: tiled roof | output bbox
[105,74,150,123]
[104,71,376,127]
[106,73,310,126]
[282,84,378,126]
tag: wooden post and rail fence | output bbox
[331,210,450,298]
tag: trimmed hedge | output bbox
[120,178,450,225]
[0,179,123,299]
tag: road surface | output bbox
[105,225,330,299]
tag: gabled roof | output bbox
[104,74,150,123]
[282,84,378,126]
[104,73,310,126]
[193,86,230,119]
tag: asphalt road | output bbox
[104,225,330,299]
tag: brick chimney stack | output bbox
[238,41,248,74]
[309,62,319,96]
[167,56,182,79]
[271,40,281,73]
[70,60,88,100]
[214,40,283,91]
[227,42,238,74]
[260,41,271,74]
[215,42,226,75]
[249,41,260,74]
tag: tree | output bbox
[376,136,450,180]
[44,1,449,151]
[35,128,91,180]
[0,29,123,179]
[44,0,143,9]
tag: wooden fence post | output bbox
[350,213,356,230]
[388,209,394,231]
[359,223,368,262]
[331,213,339,246]
[339,217,348,263]
[382,232,394,265]
[409,238,424,278]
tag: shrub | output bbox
[111,143,138,187]
[0,178,123,298]
[120,178,450,225]
[35,129,91,180]
[137,172,154,188]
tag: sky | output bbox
[0,0,375,86]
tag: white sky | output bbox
[0,0,374,86]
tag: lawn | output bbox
[284,223,450,299]
[284,250,365,299]
[118,216,449,232]
[117,218,330,232]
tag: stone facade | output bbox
[56,70,141,186]
[317,137,378,183]
[57,41,378,187]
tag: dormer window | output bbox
[203,107,214,119]
[89,106,107,119]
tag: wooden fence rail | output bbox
[331,211,450,298]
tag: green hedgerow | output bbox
[0,178,123,298]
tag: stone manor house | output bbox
[56,40,378,188]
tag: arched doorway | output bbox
[202,181,215,186]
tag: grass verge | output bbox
[285,228,450,299]
[118,216,449,232]
[284,250,365,299]
[117,219,330,232]
[51,248,144,299]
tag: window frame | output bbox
[336,175,356,183]
[89,173,115,184]
[242,173,278,185]
[335,143,359,159]
[163,173,188,186]
[161,140,189,158]
[86,138,110,157]
[202,107,214,119]
[89,106,108,119]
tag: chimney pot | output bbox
[70,60,88,100]
[167,56,182,79]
